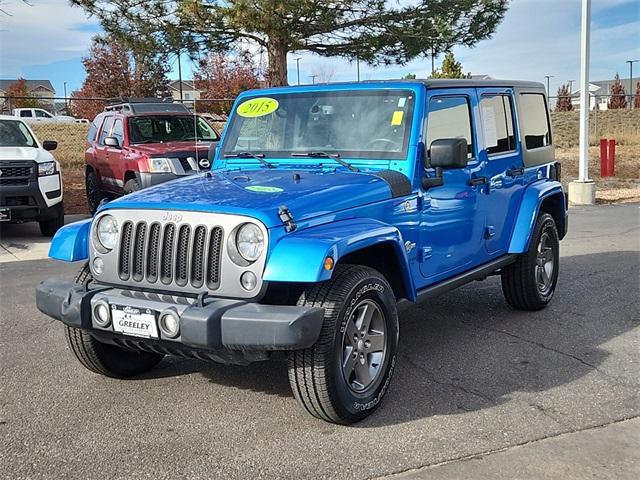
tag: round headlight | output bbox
[236,223,264,262]
[96,214,119,250]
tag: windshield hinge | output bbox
[278,205,297,233]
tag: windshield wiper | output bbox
[291,151,358,172]
[224,151,275,169]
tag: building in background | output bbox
[0,79,56,112]
[571,77,639,110]
[168,80,201,107]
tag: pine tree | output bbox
[555,84,573,111]
[607,73,627,109]
[430,52,470,79]
[634,80,640,109]
[69,0,509,87]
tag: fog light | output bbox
[240,271,257,291]
[93,256,104,275]
[159,310,180,338]
[93,301,111,327]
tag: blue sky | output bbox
[0,0,638,98]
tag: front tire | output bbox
[85,170,105,214]
[288,265,399,424]
[38,202,64,237]
[501,213,560,310]
[64,263,164,378]
[123,178,141,195]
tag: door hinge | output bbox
[485,226,496,239]
[418,246,433,262]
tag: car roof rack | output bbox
[104,97,191,114]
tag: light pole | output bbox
[568,0,595,204]
[309,75,318,85]
[356,55,360,82]
[626,60,638,108]
[63,82,68,113]
[568,79,575,96]
[294,57,301,85]
[544,75,554,107]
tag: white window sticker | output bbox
[398,97,407,108]
[482,106,498,148]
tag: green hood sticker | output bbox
[245,185,284,193]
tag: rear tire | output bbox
[288,265,399,424]
[38,203,64,237]
[64,263,164,378]
[86,170,105,214]
[501,213,559,310]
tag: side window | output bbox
[426,96,474,159]
[480,95,515,155]
[111,118,124,145]
[20,110,32,118]
[520,93,551,149]
[35,109,52,118]
[98,116,114,146]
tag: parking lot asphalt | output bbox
[0,203,638,479]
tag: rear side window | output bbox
[35,109,52,118]
[520,94,551,149]
[426,96,474,158]
[480,95,515,155]
[20,110,32,118]
[98,116,114,146]
[87,118,100,142]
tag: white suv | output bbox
[0,115,64,236]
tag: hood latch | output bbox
[278,205,297,233]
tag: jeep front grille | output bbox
[118,220,223,291]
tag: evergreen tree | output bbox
[555,83,573,111]
[70,0,509,87]
[634,80,640,109]
[430,52,470,79]
[607,73,627,109]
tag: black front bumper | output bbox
[36,279,324,355]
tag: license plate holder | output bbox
[111,304,159,339]
[0,207,11,222]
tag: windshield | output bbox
[0,120,37,147]
[221,89,415,160]
[128,115,219,144]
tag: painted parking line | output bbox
[0,215,89,263]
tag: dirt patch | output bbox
[62,167,89,215]
[556,144,640,203]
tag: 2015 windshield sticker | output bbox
[245,185,284,193]
[237,97,279,118]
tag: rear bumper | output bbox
[35,279,324,353]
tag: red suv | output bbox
[84,100,220,213]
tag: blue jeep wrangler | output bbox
[36,79,567,424]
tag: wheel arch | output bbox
[508,180,567,254]
[263,218,416,302]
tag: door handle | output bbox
[506,167,525,177]
[468,176,488,186]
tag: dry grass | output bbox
[551,109,640,148]
[31,123,88,168]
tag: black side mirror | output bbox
[104,136,120,148]
[429,138,468,169]
[42,140,57,151]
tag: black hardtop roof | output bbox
[104,98,191,115]
[278,78,546,90]
[390,78,545,89]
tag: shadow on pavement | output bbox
[136,251,640,423]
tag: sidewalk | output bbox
[388,417,639,480]
[0,214,88,263]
